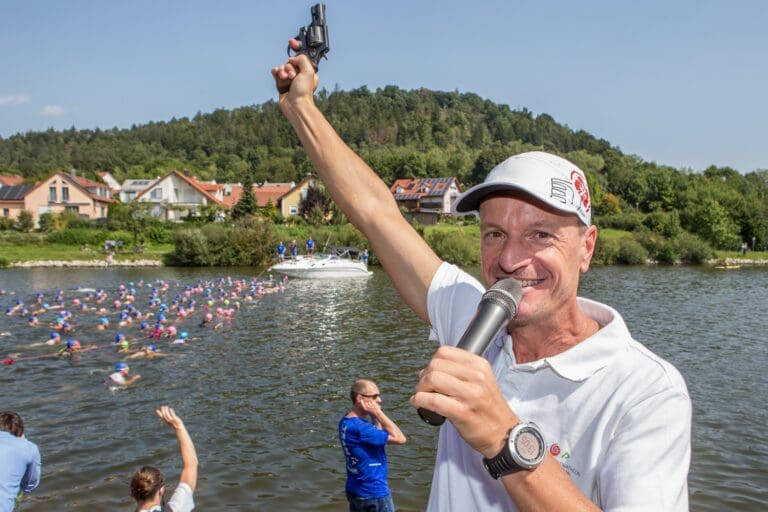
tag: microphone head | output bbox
[482,278,523,318]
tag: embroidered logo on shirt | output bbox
[548,441,578,477]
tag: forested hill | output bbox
[1,85,766,250]
[0,85,615,186]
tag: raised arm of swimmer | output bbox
[272,41,441,323]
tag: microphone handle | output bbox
[418,302,510,426]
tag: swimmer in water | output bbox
[57,339,81,358]
[126,344,167,360]
[198,313,213,328]
[45,332,61,345]
[97,317,109,330]
[106,362,141,386]
[113,333,131,353]
[171,332,190,345]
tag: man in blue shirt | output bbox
[277,240,286,262]
[339,380,406,512]
[0,412,41,512]
[306,236,316,257]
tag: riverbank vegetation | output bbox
[2,86,766,267]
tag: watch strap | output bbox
[483,428,523,479]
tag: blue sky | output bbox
[1,0,766,173]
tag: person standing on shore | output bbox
[273,43,691,511]
[0,412,41,512]
[130,406,198,512]
[277,240,286,262]
[339,379,406,512]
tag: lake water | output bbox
[1,265,766,511]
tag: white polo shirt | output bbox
[426,263,691,511]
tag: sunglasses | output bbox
[358,393,381,400]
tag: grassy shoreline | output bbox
[2,228,766,268]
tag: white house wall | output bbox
[137,174,210,220]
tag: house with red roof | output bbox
[0,174,25,188]
[0,171,114,224]
[221,178,319,217]
[389,177,461,224]
[134,170,226,220]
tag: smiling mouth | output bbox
[518,279,543,287]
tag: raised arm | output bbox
[156,406,198,492]
[360,398,407,445]
[272,42,442,322]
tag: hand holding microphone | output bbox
[417,278,523,426]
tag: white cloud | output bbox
[40,105,65,117]
[0,94,31,106]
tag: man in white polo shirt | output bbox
[272,45,691,511]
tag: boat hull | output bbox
[269,258,372,279]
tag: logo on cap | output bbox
[550,178,576,208]
[570,170,591,213]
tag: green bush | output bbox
[224,216,278,266]
[411,218,425,238]
[0,256,8,267]
[633,229,667,262]
[171,229,211,266]
[426,228,480,265]
[673,232,714,263]
[333,224,369,250]
[170,216,277,266]
[653,242,678,264]
[144,225,172,244]
[643,210,681,237]
[67,217,94,229]
[0,217,15,231]
[596,212,645,232]
[617,239,649,265]
[593,236,622,265]
[0,232,45,246]
[38,212,56,233]
[15,210,34,232]
[46,228,133,246]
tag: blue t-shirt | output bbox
[277,243,286,255]
[0,432,41,511]
[307,238,315,250]
[338,416,390,498]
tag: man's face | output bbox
[479,192,596,327]
[359,383,383,405]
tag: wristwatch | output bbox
[483,422,546,479]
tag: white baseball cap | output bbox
[452,151,592,226]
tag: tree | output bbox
[15,210,34,232]
[299,184,334,225]
[232,184,256,219]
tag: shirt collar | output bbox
[506,297,632,382]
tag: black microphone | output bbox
[418,277,523,426]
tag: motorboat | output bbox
[268,246,372,279]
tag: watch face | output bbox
[515,430,541,461]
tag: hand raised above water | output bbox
[156,405,185,432]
